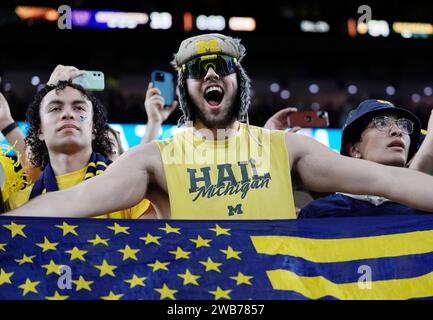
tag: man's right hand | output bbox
[264,107,301,132]
[47,64,85,86]
[144,82,177,124]
[0,92,14,130]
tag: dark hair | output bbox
[345,110,403,152]
[107,126,125,155]
[25,81,112,168]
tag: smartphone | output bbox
[151,70,174,107]
[72,71,105,91]
[289,111,330,128]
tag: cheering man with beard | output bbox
[7,33,433,219]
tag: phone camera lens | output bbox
[156,73,165,81]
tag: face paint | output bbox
[80,115,89,123]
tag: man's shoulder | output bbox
[6,184,33,210]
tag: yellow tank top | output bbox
[156,123,296,219]
[6,167,150,219]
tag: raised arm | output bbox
[0,92,27,164]
[286,132,433,212]
[141,82,177,144]
[5,142,159,218]
[409,110,433,175]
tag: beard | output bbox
[187,95,240,129]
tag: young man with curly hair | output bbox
[6,76,150,219]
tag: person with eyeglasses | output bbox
[8,35,433,219]
[298,99,431,218]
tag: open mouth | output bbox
[204,86,224,108]
[387,141,405,150]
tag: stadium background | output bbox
[1,0,433,151]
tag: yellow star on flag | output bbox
[209,224,231,236]
[0,268,14,286]
[0,243,6,252]
[178,269,200,286]
[209,286,232,300]
[154,283,177,300]
[159,223,181,234]
[139,233,161,245]
[107,222,129,235]
[169,247,191,260]
[36,237,58,252]
[220,246,242,260]
[199,257,222,272]
[3,222,27,238]
[18,278,40,296]
[147,260,170,272]
[46,291,69,300]
[124,274,147,288]
[87,234,109,246]
[230,272,253,285]
[55,222,78,236]
[72,276,93,292]
[101,291,124,300]
[65,247,88,261]
[15,254,36,265]
[42,260,62,275]
[94,259,117,277]
[190,235,212,248]
[118,245,139,261]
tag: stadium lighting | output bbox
[280,90,291,99]
[393,22,433,38]
[4,83,12,92]
[367,20,390,37]
[95,11,149,29]
[72,10,92,27]
[424,86,433,96]
[412,93,421,103]
[309,84,319,94]
[347,85,358,95]
[15,6,59,22]
[228,17,256,31]
[347,19,357,37]
[300,20,330,33]
[196,15,226,31]
[150,12,172,30]
[183,12,193,32]
[386,86,396,96]
[311,102,321,110]
[31,76,40,86]
[270,83,280,93]
[357,22,368,35]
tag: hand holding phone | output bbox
[72,71,105,91]
[151,70,174,107]
[289,111,330,128]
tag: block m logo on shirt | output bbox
[228,204,243,216]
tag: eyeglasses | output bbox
[182,54,238,79]
[371,116,414,135]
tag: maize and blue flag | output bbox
[1,215,433,300]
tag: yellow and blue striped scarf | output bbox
[29,152,112,200]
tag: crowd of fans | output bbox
[2,33,433,220]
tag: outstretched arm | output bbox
[5,143,157,218]
[287,132,433,212]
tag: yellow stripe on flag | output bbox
[251,230,433,263]
[267,269,433,300]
